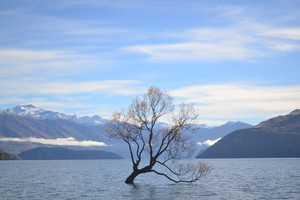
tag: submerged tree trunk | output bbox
[125,165,153,184]
[125,171,140,184]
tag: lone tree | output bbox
[106,86,211,184]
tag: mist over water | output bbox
[1,158,300,199]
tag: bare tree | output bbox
[106,86,212,184]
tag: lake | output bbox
[1,158,300,199]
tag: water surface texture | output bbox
[1,158,300,199]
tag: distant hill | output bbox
[0,151,15,160]
[197,109,300,158]
[18,147,123,160]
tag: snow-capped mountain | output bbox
[6,104,107,126]
[6,105,69,120]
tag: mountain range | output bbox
[198,109,300,158]
[5,104,107,126]
[0,104,252,158]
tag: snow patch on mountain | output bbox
[71,115,107,126]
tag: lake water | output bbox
[1,158,300,199]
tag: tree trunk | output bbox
[125,171,140,184]
[125,165,153,184]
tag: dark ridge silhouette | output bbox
[198,109,300,158]
[18,147,123,160]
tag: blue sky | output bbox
[1,0,300,126]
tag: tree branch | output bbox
[151,170,180,183]
[156,160,179,176]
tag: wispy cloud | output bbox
[0,137,107,146]
[259,28,300,40]
[0,7,133,46]
[123,13,300,62]
[197,138,221,146]
[0,49,111,79]
[0,49,67,60]
[0,79,140,96]
[1,1,299,125]
[123,42,257,61]
[123,25,300,62]
[170,84,300,121]
[0,78,143,115]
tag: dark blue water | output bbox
[1,158,300,199]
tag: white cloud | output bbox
[197,138,221,146]
[0,50,67,61]
[123,21,300,62]
[0,137,107,146]
[67,27,130,36]
[259,28,300,40]
[48,0,142,10]
[124,42,256,61]
[269,44,299,51]
[0,79,140,96]
[36,80,140,95]
[0,49,111,79]
[170,84,300,121]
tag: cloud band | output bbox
[0,137,107,147]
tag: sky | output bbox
[0,0,300,126]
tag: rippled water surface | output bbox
[1,158,300,199]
